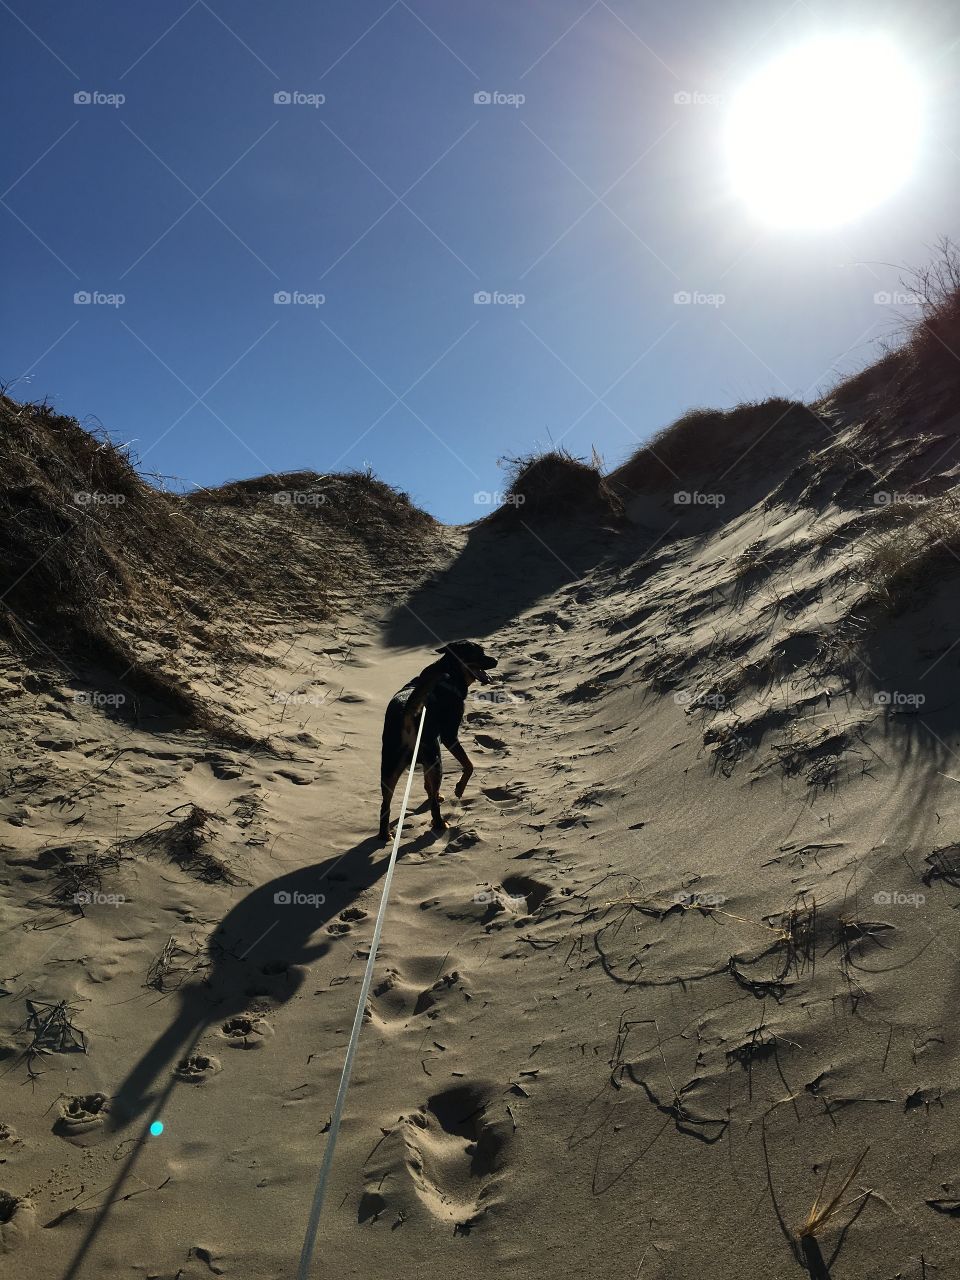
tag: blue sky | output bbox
[2,1,957,522]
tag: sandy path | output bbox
[3,510,960,1280]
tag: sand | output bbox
[4,409,960,1279]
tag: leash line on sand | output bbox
[295,706,427,1280]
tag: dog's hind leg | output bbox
[378,762,406,841]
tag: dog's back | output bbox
[381,663,465,776]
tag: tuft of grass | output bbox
[132,804,247,885]
[494,446,624,523]
[860,492,960,610]
[145,933,209,991]
[797,1148,870,1242]
[16,998,87,1078]
[51,847,123,909]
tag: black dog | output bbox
[379,640,498,841]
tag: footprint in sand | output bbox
[481,784,524,808]
[219,1015,273,1049]
[328,907,367,936]
[470,876,553,923]
[499,874,552,915]
[174,1052,221,1083]
[533,609,574,631]
[473,733,507,752]
[53,1093,110,1142]
[412,970,471,1018]
[444,828,481,853]
[410,1084,507,1227]
[0,1190,36,1251]
[362,1082,509,1233]
[367,966,471,1029]
[366,967,419,1029]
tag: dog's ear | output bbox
[434,644,453,655]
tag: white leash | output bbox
[295,705,427,1280]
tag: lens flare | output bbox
[726,35,923,228]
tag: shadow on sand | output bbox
[383,517,627,646]
[58,828,443,1280]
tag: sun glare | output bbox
[726,35,923,229]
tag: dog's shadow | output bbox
[108,834,403,1132]
[60,834,430,1280]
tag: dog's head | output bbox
[435,639,498,685]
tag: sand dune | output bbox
[4,309,960,1277]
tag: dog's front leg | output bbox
[423,762,447,832]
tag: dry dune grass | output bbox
[494,446,624,523]
[860,491,960,609]
[0,396,440,734]
[0,395,238,728]
[190,466,436,551]
[611,397,817,494]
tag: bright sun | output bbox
[726,35,923,229]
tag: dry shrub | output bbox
[494,447,624,523]
[611,398,820,494]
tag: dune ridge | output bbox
[3,297,960,1277]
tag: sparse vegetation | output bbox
[495,446,624,523]
[611,397,824,494]
[0,395,440,738]
[860,491,960,609]
[796,1148,871,1247]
